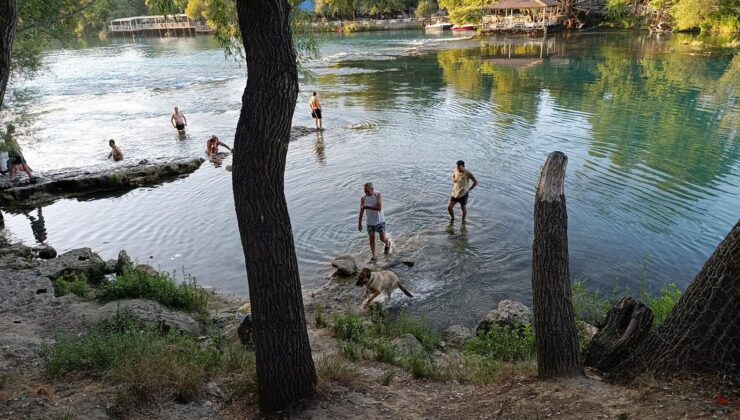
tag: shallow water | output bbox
[3,31,739,328]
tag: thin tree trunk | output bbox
[0,0,18,111]
[618,221,740,378]
[531,151,583,379]
[233,0,316,412]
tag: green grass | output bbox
[44,310,254,416]
[640,283,682,328]
[403,352,450,380]
[379,371,394,386]
[98,268,207,313]
[330,310,366,342]
[54,274,91,298]
[314,303,329,329]
[316,355,358,385]
[465,323,536,362]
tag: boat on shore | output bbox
[424,22,452,32]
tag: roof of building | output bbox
[111,14,188,23]
[489,0,560,10]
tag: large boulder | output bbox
[71,299,204,335]
[135,264,159,277]
[442,325,473,348]
[34,245,57,260]
[0,268,56,312]
[476,299,531,336]
[391,333,424,357]
[331,255,357,277]
[115,250,132,274]
[37,248,107,283]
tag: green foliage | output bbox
[388,314,440,351]
[316,355,358,385]
[98,267,207,313]
[415,0,437,18]
[314,303,329,328]
[572,280,617,326]
[379,370,394,385]
[373,338,396,363]
[640,283,682,327]
[438,0,487,24]
[330,309,367,342]
[602,0,740,33]
[403,351,450,380]
[465,324,536,362]
[54,274,91,298]
[337,339,367,361]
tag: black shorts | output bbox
[9,153,24,165]
[176,123,185,130]
[311,109,322,119]
[450,193,469,206]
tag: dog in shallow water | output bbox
[355,267,413,308]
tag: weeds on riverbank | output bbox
[98,268,207,313]
[54,274,91,298]
[44,310,255,417]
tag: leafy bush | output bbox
[403,352,449,380]
[54,274,91,298]
[98,268,206,313]
[465,323,536,362]
[330,310,366,342]
[388,315,440,351]
[640,283,682,327]
[338,339,366,361]
[314,303,329,329]
[572,280,616,326]
[373,338,396,364]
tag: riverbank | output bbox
[0,238,736,419]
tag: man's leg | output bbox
[9,164,17,180]
[461,204,467,223]
[447,200,455,221]
[381,230,391,254]
[368,231,376,259]
[22,163,32,178]
[318,117,322,130]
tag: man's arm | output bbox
[218,141,232,151]
[363,192,382,211]
[358,196,365,231]
[107,152,112,160]
[170,114,175,127]
[183,114,187,126]
[468,171,478,191]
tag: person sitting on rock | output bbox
[206,135,232,156]
[108,139,123,161]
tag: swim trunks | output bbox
[311,109,322,119]
[450,192,469,205]
[368,222,386,234]
[176,124,185,130]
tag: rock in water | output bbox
[115,250,132,274]
[476,299,531,335]
[391,333,425,357]
[442,325,473,348]
[331,255,358,277]
[34,245,57,260]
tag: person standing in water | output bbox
[170,106,187,133]
[107,139,123,161]
[309,91,322,130]
[5,124,33,181]
[358,182,391,261]
[447,160,478,223]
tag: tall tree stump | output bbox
[532,151,583,379]
[232,0,317,412]
[619,221,740,378]
[584,296,654,373]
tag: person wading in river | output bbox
[107,139,123,161]
[447,160,478,223]
[309,91,322,130]
[358,182,391,261]
[5,124,34,181]
[170,106,187,133]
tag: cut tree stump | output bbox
[584,296,654,373]
[531,151,583,379]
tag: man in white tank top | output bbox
[358,182,391,260]
[447,160,478,223]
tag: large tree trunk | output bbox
[233,0,317,412]
[531,151,583,379]
[0,0,18,110]
[620,221,740,378]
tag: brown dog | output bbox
[355,267,413,308]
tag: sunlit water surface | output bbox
[3,31,738,328]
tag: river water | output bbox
[2,31,738,328]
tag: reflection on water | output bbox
[2,31,738,328]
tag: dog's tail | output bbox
[398,284,413,298]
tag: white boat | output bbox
[424,22,452,32]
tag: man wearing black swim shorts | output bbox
[309,91,322,130]
[170,106,187,132]
[447,160,478,223]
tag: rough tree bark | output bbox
[584,296,654,373]
[0,0,18,110]
[531,151,583,379]
[232,0,317,412]
[618,221,740,378]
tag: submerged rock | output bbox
[442,325,473,348]
[331,255,358,277]
[476,299,531,335]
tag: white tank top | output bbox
[364,192,385,225]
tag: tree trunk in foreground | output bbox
[618,221,740,378]
[584,296,653,373]
[532,151,583,379]
[0,0,18,110]
[233,0,316,412]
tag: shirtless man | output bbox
[309,92,322,130]
[108,139,123,161]
[170,107,187,133]
[447,160,478,223]
[206,135,232,156]
[358,182,391,261]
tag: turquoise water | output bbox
[3,31,738,328]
